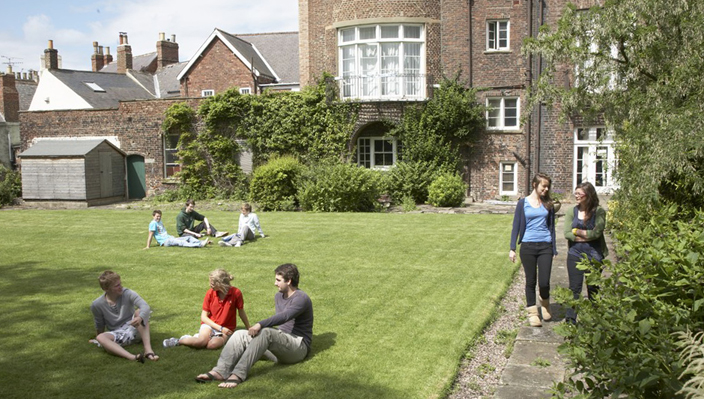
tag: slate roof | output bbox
[235,32,299,85]
[100,52,158,73]
[47,69,155,109]
[155,62,187,98]
[19,139,125,157]
[17,80,38,111]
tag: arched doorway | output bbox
[126,154,146,199]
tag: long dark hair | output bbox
[532,173,554,211]
[576,181,599,221]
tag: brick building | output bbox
[299,0,617,200]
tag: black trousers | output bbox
[565,254,601,321]
[519,241,553,307]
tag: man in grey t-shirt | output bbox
[90,270,159,362]
[195,263,314,388]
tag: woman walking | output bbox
[509,173,558,327]
[564,182,607,324]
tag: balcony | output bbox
[337,74,427,101]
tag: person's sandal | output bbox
[135,352,145,363]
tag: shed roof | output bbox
[19,139,126,158]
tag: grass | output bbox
[0,208,515,399]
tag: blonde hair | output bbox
[241,203,252,212]
[209,269,234,293]
[99,270,120,291]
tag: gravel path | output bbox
[449,268,527,398]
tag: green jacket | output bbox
[176,208,205,236]
[563,205,608,258]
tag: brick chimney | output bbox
[105,47,113,65]
[117,32,132,74]
[91,41,105,72]
[156,32,179,69]
[43,40,59,70]
[0,66,20,122]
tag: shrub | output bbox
[386,161,441,204]
[298,162,384,212]
[427,172,466,207]
[554,205,704,398]
[249,155,304,211]
[0,166,21,207]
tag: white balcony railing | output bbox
[338,74,426,100]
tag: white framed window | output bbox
[486,97,520,130]
[239,87,251,95]
[573,127,618,193]
[499,162,518,195]
[164,133,181,177]
[356,137,399,170]
[487,20,510,51]
[201,89,215,97]
[338,24,425,100]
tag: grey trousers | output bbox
[213,328,308,381]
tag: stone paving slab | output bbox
[516,325,563,343]
[508,341,563,367]
[494,384,555,399]
[499,363,565,388]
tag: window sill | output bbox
[484,50,512,54]
[486,128,522,134]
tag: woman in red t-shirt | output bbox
[163,269,251,350]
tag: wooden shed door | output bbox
[127,155,146,199]
[99,152,113,197]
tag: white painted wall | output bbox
[29,70,92,111]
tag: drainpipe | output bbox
[535,0,544,179]
[526,0,534,193]
[468,0,473,86]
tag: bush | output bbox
[386,161,441,204]
[554,205,704,398]
[0,166,21,207]
[427,172,466,207]
[249,155,304,211]
[298,163,384,212]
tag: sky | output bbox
[0,0,299,73]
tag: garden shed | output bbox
[18,139,127,207]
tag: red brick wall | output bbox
[181,38,274,97]
[19,98,203,195]
[0,73,19,122]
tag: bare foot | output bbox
[218,375,243,389]
[195,371,224,383]
[145,352,159,361]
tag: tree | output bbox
[523,0,704,210]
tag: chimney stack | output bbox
[91,41,105,72]
[43,40,59,70]
[105,47,113,65]
[117,32,132,74]
[0,69,20,122]
[156,32,179,69]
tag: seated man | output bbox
[145,210,209,249]
[195,263,313,388]
[177,199,227,238]
[219,203,265,247]
[90,270,159,362]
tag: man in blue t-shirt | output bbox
[145,210,209,249]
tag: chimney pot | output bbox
[6,65,12,74]
[48,40,54,49]
[171,34,176,43]
[159,32,165,41]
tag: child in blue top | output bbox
[145,210,210,249]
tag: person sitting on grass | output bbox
[145,210,210,249]
[177,199,228,239]
[89,270,159,363]
[219,203,265,248]
[163,269,252,350]
[195,263,313,389]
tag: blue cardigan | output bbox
[509,197,557,255]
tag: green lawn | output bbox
[0,209,515,399]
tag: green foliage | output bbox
[249,155,304,211]
[298,162,384,212]
[523,0,704,209]
[386,161,443,204]
[676,330,704,399]
[391,76,484,170]
[242,76,357,166]
[427,172,466,207]
[0,166,21,207]
[554,205,704,398]
[400,195,418,212]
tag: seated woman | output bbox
[163,269,250,349]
